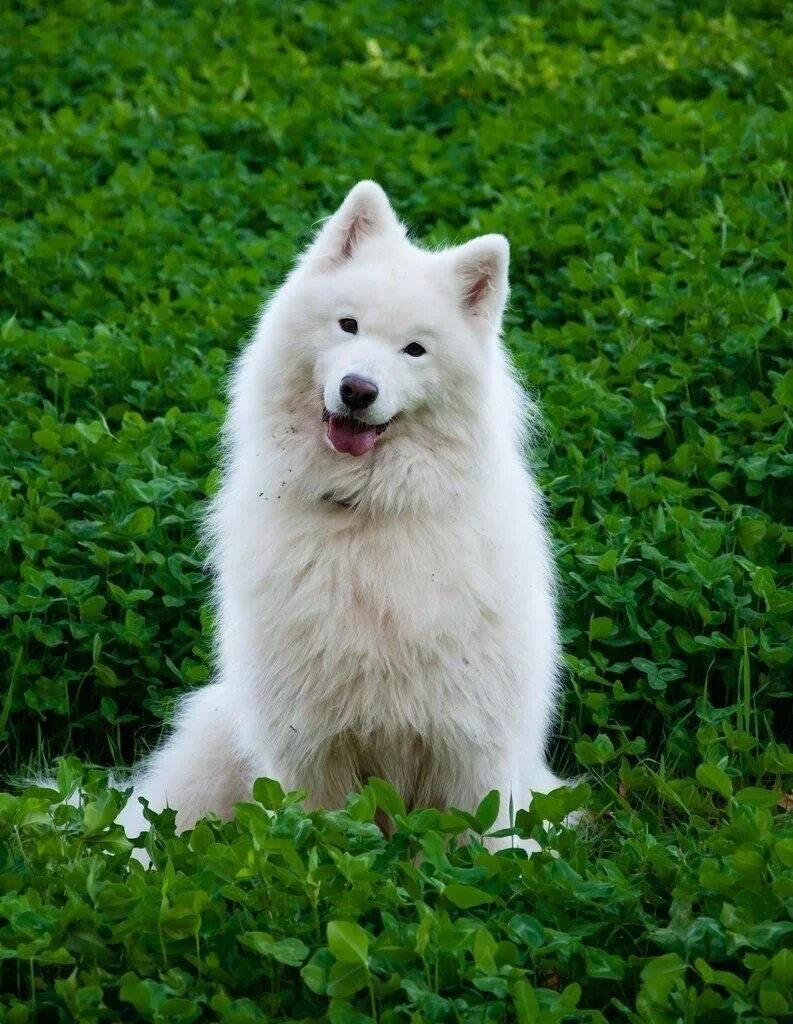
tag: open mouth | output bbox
[322,408,391,456]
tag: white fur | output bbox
[119,182,564,850]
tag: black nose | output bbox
[340,374,378,411]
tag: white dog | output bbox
[119,182,564,849]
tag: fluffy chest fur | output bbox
[216,493,525,746]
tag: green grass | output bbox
[1,1,791,1021]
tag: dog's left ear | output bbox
[451,234,510,326]
[303,181,404,268]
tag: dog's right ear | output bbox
[449,234,510,328]
[302,181,404,268]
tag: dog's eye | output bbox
[403,342,426,357]
[339,318,358,335]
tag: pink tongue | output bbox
[327,416,378,456]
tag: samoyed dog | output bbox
[118,181,564,849]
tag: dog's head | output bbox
[278,181,511,459]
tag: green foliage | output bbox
[0,0,791,1020]
[2,773,793,1022]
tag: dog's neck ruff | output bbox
[322,492,354,510]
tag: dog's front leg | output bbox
[434,746,547,854]
[269,731,362,812]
